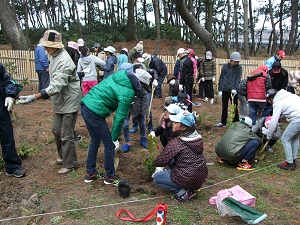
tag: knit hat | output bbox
[42,30,64,49]
[240,116,252,127]
[77,38,85,47]
[205,51,213,60]
[119,63,133,73]
[169,111,196,127]
[187,48,195,55]
[135,41,144,51]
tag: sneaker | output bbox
[204,97,208,102]
[74,135,83,142]
[6,168,26,178]
[120,144,131,153]
[210,98,214,105]
[56,158,63,165]
[214,123,226,127]
[104,174,122,186]
[293,159,297,168]
[198,97,204,101]
[175,190,196,202]
[277,161,295,170]
[266,145,273,152]
[140,137,148,149]
[129,128,138,133]
[237,162,255,171]
[84,171,104,183]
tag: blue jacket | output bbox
[265,55,278,70]
[0,63,16,115]
[103,55,117,78]
[34,45,49,71]
[117,54,128,69]
[218,63,242,92]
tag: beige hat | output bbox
[142,53,150,61]
[42,30,64,49]
[135,41,144,51]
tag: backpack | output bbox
[238,79,247,96]
[0,72,23,99]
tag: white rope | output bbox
[0,158,297,222]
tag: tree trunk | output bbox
[278,0,284,49]
[154,0,161,54]
[248,0,255,56]
[268,0,277,55]
[224,0,231,58]
[233,0,239,52]
[286,0,298,53]
[243,0,249,59]
[0,0,30,50]
[126,0,136,41]
[205,0,213,34]
[174,0,216,57]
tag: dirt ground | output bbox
[1,87,300,225]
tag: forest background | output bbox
[0,0,299,59]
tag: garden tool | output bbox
[146,84,155,125]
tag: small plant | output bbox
[141,134,159,176]
[50,216,63,224]
[62,198,86,220]
[17,143,42,159]
[227,96,237,127]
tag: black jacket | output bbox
[179,55,194,85]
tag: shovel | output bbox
[114,156,120,170]
[256,140,269,162]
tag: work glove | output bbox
[113,140,119,150]
[218,91,222,97]
[262,127,268,135]
[169,79,176,85]
[200,77,205,82]
[5,97,14,112]
[17,95,36,104]
[152,79,158,87]
[212,76,216,82]
[150,131,156,137]
[151,167,164,178]
[231,89,237,96]
[179,84,183,91]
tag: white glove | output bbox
[113,140,119,150]
[212,76,216,82]
[151,167,164,178]
[218,91,222,97]
[150,131,156,137]
[169,79,176,85]
[152,79,158,87]
[201,77,205,82]
[231,89,237,96]
[262,127,268,135]
[5,97,14,112]
[179,84,183,91]
[17,95,36,104]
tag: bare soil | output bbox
[0,88,299,225]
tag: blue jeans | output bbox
[81,103,115,177]
[154,75,166,98]
[248,101,272,125]
[239,139,260,162]
[281,122,300,163]
[133,93,153,132]
[0,108,22,173]
[153,170,186,197]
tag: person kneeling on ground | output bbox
[153,111,208,202]
[215,117,263,171]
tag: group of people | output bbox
[1,30,299,204]
[215,49,300,171]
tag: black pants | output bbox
[0,108,22,173]
[221,91,239,125]
[204,80,214,99]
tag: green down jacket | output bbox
[215,122,262,164]
[81,70,137,142]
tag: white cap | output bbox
[135,69,152,85]
[104,46,116,54]
[77,38,84,47]
[240,116,252,127]
[177,48,187,57]
[142,53,150,60]
[164,104,182,115]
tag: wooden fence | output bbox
[1,50,299,93]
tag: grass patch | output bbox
[50,216,63,224]
[62,197,86,220]
[76,139,89,149]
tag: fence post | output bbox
[25,50,32,88]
